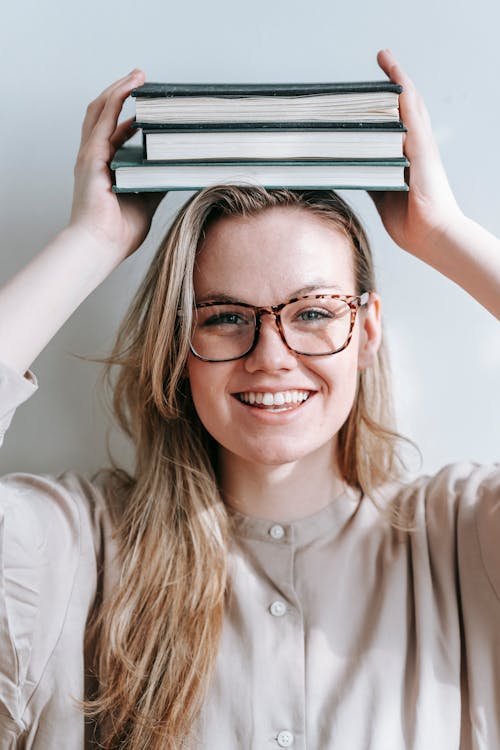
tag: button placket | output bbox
[233,523,305,748]
[266,528,300,747]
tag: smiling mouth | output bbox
[234,390,313,412]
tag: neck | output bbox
[219,444,346,522]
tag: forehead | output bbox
[194,206,356,303]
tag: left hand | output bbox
[369,49,463,261]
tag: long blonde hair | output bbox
[85,186,405,748]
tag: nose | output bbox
[243,312,298,373]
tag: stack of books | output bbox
[111,81,408,192]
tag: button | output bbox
[269,600,287,617]
[269,524,285,540]
[277,730,294,747]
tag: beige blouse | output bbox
[0,359,500,750]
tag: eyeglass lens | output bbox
[191,298,353,361]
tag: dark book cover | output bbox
[131,81,403,98]
[135,121,407,132]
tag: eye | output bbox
[196,305,254,331]
[287,298,350,329]
[296,307,334,322]
[292,306,338,327]
[203,312,249,327]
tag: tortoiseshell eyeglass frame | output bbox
[187,291,371,363]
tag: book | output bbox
[142,123,405,162]
[131,81,403,125]
[111,146,409,192]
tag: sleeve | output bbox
[0,360,113,746]
[0,360,38,449]
[0,360,40,739]
[0,472,116,748]
[432,462,500,744]
[471,465,500,602]
[419,461,500,600]
[0,478,78,743]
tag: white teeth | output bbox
[237,390,311,407]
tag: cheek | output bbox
[186,357,231,432]
[318,327,361,386]
[187,356,213,407]
[313,347,360,421]
[341,343,363,404]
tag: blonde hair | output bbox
[85,185,405,748]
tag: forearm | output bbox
[0,226,123,375]
[423,214,500,319]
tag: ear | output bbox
[357,293,382,370]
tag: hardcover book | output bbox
[111,146,409,192]
[142,124,406,162]
[131,81,403,125]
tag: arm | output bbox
[371,49,500,320]
[0,69,162,376]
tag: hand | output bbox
[69,70,163,262]
[370,50,463,261]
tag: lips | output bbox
[234,390,312,410]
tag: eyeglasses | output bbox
[188,292,370,362]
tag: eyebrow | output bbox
[197,282,343,303]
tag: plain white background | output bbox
[1,0,499,478]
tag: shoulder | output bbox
[0,469,117,726]
[422,461,500,503]
[0,469,114,559]
[383,462,500,600]
[383,461,500,525]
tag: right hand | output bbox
[69,69,163,262]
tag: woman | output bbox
[0,50,499,750]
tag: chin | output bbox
[225,437,331,468]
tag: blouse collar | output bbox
[226,485,364,548]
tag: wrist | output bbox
[413,212,500,317]
[61,222,127,273]
[408,206,467,266]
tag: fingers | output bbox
[377,49,415,93]
[90,70,144,151]
[376,49,434,160]
[79,69,145,149]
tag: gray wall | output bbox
[1,0,499,478]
